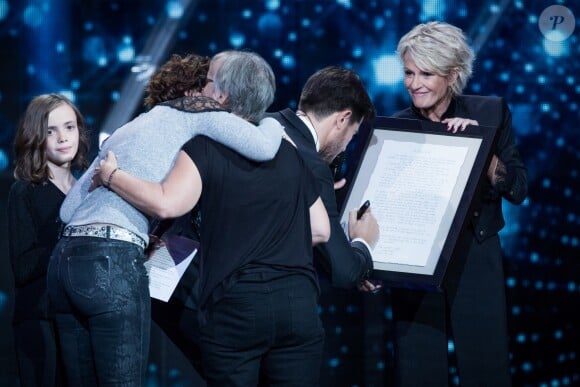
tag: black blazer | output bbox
[267,109,373,288]
[393,95,528,242]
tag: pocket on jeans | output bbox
[288,287,324,339]
[67,255,111,299]
[204,294,257,347]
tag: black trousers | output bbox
[199,272,324,387]
[151,297,205,377]
[14,318,66,387]
[153,272,324,387]
[391,234,512,387]
[151,252,205,378]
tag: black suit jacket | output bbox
[266,109,373,288]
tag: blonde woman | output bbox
[391,21,527,387]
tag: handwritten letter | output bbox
[363,140,468,266]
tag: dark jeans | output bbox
[199,272,324,387]
[13,319,66,387]
[47,236,150,387]
[392,234,511,387]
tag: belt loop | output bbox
[106,225,111,240]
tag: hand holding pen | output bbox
[357,200,370,220]
[349,200,379,250]
[352,200,382,293]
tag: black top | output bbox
[7,179,65,322]
[183,136,320,315]
[393,95,528,241]
[266,109,373,288]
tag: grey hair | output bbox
[211,50,276,122]
[397,21,475,96]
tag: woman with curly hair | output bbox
[144,53,210,108]
[46,52,284,386]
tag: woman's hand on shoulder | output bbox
[441,117,479,133]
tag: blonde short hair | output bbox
[397,21,475,95]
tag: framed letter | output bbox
[340,117,498,290]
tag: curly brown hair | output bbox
[144,53,210,108]
[13,94,90,183]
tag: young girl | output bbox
[7,94,89,387]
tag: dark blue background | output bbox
[0,1,578,386]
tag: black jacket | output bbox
[7,180,65,322]
[267,109,373,288]
[393,95,528,242]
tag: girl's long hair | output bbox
[13,93,90,183]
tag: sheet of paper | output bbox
[363,139,468,267]
[144,241,197,302]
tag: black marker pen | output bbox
[357,200,370,220]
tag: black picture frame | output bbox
[339,116,498,290]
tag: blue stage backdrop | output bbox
[0,1,578,386]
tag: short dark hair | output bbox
[298,66,375,124]
[144,53,210,108]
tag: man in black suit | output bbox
[267,66,380,290]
